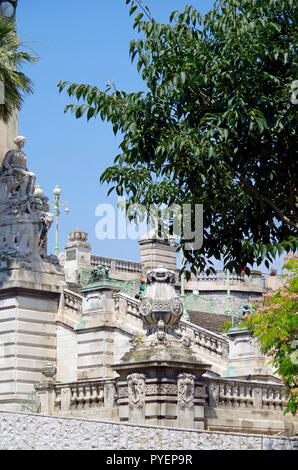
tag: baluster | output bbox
[98,387,104,406]
[85,384,92,408]
[54,388,61,409]
[239,386,245,407]
[221,384,227,406]
[234,385,240,407]
[71,387,78,408]
[91,385,98,406]
[229,385,235,407]
[269,388,274,409]
[77,386,85,409]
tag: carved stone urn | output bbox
[139,265,183,335]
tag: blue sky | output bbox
[16,0,283,272]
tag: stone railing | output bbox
[36,379,117,415]
[205,377,286,411]
[89,254,267,290]
[180,321,229,362]
[91,255,142,273]
[58,289,83,324]
[113,292,141,320]
[176,269,245,283]
[36,376,286,417]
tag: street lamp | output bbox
[33,183,44,200]
[180,247,190,322]
[49,185,69,256]
[0,1,18,18]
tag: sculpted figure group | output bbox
[0,137,54,263]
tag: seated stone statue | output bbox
[1,136,36,197]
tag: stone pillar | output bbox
[34,363,57,415]
[138,234,177,279]
[225,328,279,383]
[62,228,92,284]
[104,382,116,408]
[0,112,18,166]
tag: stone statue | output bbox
[91,264,110,282]
[0,137,56,267]
[1,136,36,197]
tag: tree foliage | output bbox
[0,16,37,123]
[58,0,298,275]
[246,255,298,416]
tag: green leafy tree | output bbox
[58,0,297,275]
[0,15,37,122]
[246,255,298,416]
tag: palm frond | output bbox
[0,16,37,122]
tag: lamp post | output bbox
[0,1,18,18]
[180,247,190,322]
[225,268,232,315]
[49,185,69,256]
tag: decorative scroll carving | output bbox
[127,373,146,409]
[145,383,178,396]
[177,373,195,410]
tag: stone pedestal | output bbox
[138,234,177,280]
[225,327,279,383]
[0,137,65,410]
[0,272,63,410]
[114,329,210,429]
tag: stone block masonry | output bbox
[0,410,296,450]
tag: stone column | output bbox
[138,234,177,279]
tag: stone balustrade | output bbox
[35,376,287,421]
[205,377,285,411]
[58,289,83,324]
[36,379,117,416]
[113,292,141,320]
[179,321,229,362]
[91,255,142,273]
[176,269,245,283]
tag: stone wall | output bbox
[200,291,260,316]
[0,288,59,411]
[0,410,296,450]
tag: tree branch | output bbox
[220,161,298,230]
